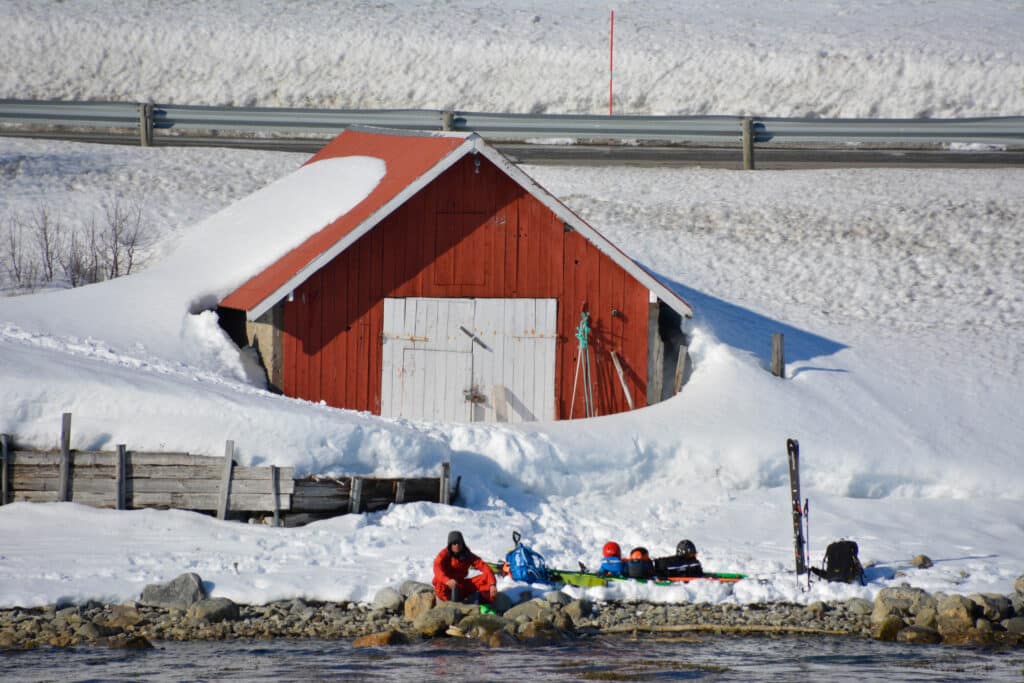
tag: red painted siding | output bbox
[282,155,650,419]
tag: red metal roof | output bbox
[219,128,469,313]
[220,127,691,320]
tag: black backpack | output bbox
[811,540,865,584]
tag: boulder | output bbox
[936,594,976,637]
[563,599,593,622]
[491,593,513,615]
[871,587,935,624]
[353,630,408,647]
[399,581,434,598]
[896,625,941,644]
[872,615,904,642]
[845,598,874,616]
[542,590,572,606]
[1014,574,1024,596]
[100,605,144,630]
[913,607,937,630]
[139,573,206,610]
[504,599,553,623]
[457,613,513,640]
[487,629,520,648]
[404,590,436,622]
[968,593,1012,622]
[107,634,154,649]
[974,618,994,633]
[1002,617,1024,634]
[372,587,404,612]
[910,554,933,569]
[1011,592,1024,617]
[517,619,565,646]
[412,606,462,637]
[186,597,239,624]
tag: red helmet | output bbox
[602,541,621,558]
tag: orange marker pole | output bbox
[609,10,615,116]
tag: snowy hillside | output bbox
[0,1,1022,609]
[2,0,1023,118]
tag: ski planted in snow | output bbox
[787,438,807,575]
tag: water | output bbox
[2,635,1022,682]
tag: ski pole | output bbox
[804,498,810,591]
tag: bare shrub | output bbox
[3,215,39,291]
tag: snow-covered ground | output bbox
[0,1,1022,610]
[2,0,1022,118]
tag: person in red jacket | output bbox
[433,530,497,604]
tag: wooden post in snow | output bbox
[0,433,9,505]
[771,333,786,378]
[271,465,281,527]
[217,440,235,520]
[116,444,128,510]
[349,476,363,514]
[440,462,451,505]
[742,117,755,170]
[59,413,72,502]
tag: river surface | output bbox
[2,634,1022,682]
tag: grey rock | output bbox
[403,590,436,622]
[542,590,572,606]
[968,593,1011,622]
[139,573,206,610]
[1002,617,1024,634]
[871,587,935,624]
[1010,592,1024,617]
[186,598,239,624]
[563,599,593,622]
[491,593,513,615]
[936,594,976,636]
[1014,574,1024,596]
[845,598,874,616]
[974,618,994,633]
[400,581,434,598]
[873,615,904,642]
[504,599,553,622]
[457,613,512,640]
[896,625,941,644]
[914,607,937,630]
[487,629,519,648]
[372,587,404,612]
[911,554,933,569]
[412,606,462,637]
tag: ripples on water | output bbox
[2,635,1022,682]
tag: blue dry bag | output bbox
[505,532,554,583]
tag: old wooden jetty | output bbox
[0,414,456,526]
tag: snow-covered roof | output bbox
[219,127,693,320]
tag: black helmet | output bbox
[677,539,697,557]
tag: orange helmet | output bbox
[629,547,650,561]
[602,541,622,558]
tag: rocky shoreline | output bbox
[1,573,1022,651]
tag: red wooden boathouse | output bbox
[218,128,692,423]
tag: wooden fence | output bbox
[0,414,456,526]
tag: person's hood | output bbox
[447,530,469,557]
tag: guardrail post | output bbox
[138,103,154,147]
[741,117,755,170]
[59,412,72,502]
[771,333,785,378]
[441,111,455,132]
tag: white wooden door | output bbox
[381,298,557,423]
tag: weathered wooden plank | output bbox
[126,478,291,495]
[609,349,635,410]
[59,413,72,502]
[116,445,127,510]
[129,492,291,511]
[217,440,235,520]
[9,451,194,466]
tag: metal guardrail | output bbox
[2,99,1023,148]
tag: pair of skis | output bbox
[787,438,811,590]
